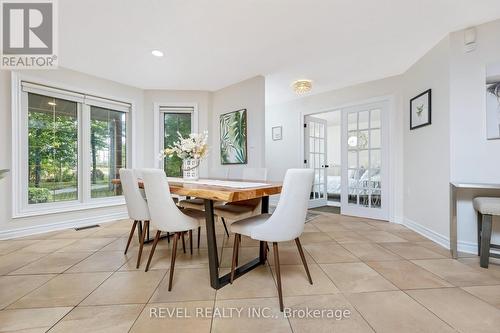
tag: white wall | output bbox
[142,89,212,177]
[265,75,404,222]
[449,20,500,249]
[0,68,144,238]
[401,36,451,240]
[210,76,266,176]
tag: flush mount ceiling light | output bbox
[292,79,313,94]
[151,50,164,57]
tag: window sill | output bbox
[12,197,126,219]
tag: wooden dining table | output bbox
[113,177,282,290]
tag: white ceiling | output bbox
[59,0,500,104]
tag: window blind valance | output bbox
[85,95,130,113]
[159,106,194,113]
[22,81,84,103]
[21,81,131,112]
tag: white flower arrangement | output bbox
[158,131,209,161]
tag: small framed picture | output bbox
[272,126,282,141]
[410,89,432,130]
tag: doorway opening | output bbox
[303,100,389,221]
[305,110,341,208]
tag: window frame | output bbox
[11,72,136,218]
[153,102,198,169]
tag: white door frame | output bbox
[298,95,395,221]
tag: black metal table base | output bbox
[217,258,263,287]
[144,233,170,244]
[204,196,270,290]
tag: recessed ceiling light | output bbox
[151,50,164,57]
[292,79,313,94]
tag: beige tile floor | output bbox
[0,212,500,332]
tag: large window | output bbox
[28,93,78,204]
[159,106,194,177]
[90,106,127,198]
[15,80,131,216]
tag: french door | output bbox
[341,102,389,220]
[304,115,328,208]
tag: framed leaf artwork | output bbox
[410,89,432,130]
[220,109,248,164]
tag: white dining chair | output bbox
[119,168,151,269]
[229,169,314,311]
[214,168,268,230]
[178,168,230,236]
[141,169,204,290]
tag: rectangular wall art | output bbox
[410,89,432,130]
[220,109,248,164]
[486,63,500,140]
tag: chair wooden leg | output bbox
[477,212,483,256]
[230,233,241,283]
[124,220,138,254]
[136,221,149,268]
[273,242,284,312]
[221,217,230,237]
[197,227,201,248]
[168,232,180,291]
[480,214,492,268]
[189,229,193,255]
[295,238,313,284]
[145,230,161,272]
[137,221,143,243]
[181,232,186,254]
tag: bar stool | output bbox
[473,197,500,268]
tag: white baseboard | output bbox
[0,212,129,240]
[402,217,477,254]
[392,216,405,224]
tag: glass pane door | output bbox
[305,115,328,208]
[341,102,388,220]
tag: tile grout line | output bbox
[0,234,124,310]
[0,273,59,311]
[43,260,140,331]
[283,242,378,332]
[402,288,462,332]
[126,268,170,333]
[38,227,161,332]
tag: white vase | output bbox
[182,159,200,180]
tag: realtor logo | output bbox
[1,0,58,69]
